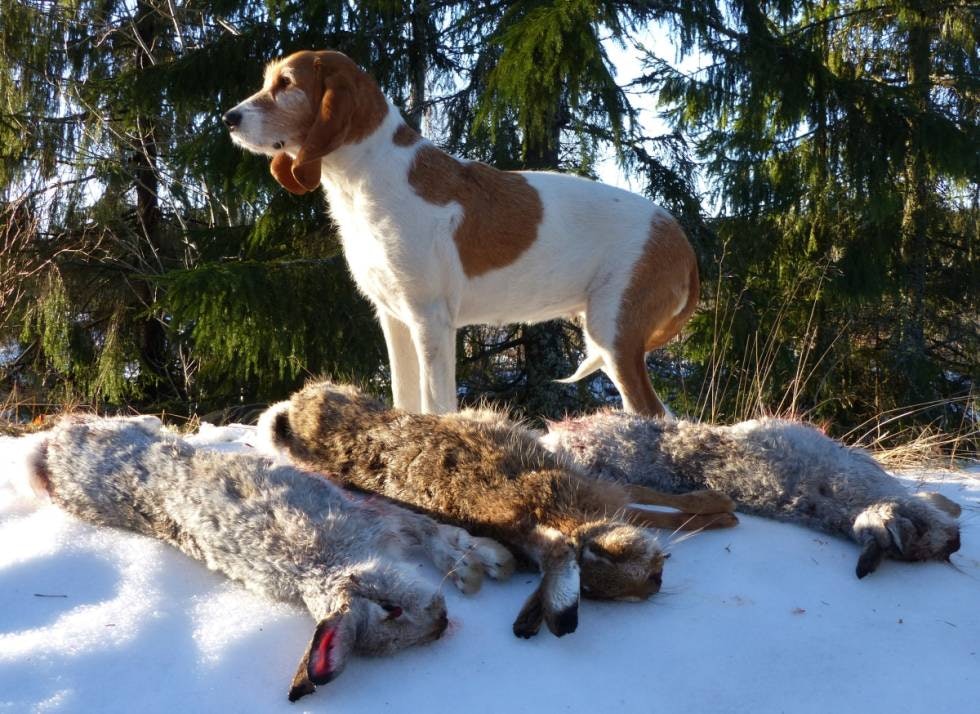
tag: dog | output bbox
[224,50,699,416]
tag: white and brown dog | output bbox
[224,50,699,416]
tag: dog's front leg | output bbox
[378,309,421,412]
[409,304,457,414]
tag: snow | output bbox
[1,425,977,713]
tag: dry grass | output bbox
[690,255,846,425]
[682,251,978,471]
[842,396,979,471]
[0,386,204,436]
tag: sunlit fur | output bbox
[541,412,962,578]
[226,57,319,156]
[24,416,514,700]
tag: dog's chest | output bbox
[326,188,412,311]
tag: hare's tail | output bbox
[10,430,54,501]
[255,400,293,460]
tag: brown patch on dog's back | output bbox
[407,147,543,277]
[613,213,699,416]
[393,123,420,147]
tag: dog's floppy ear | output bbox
[287,57,355,192]
[287,604,356,702]
[271,152,311,195]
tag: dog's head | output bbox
[223,50,388,194]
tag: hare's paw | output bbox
[429,526,485,594]
[446,552,485,595]
[469,537,516,581]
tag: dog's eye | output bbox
[380,603,403,620]
[277,75,291,91]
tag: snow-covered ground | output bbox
[1,424,977,714]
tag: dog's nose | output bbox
[223,110,242,129]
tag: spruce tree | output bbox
[1,0,975,440]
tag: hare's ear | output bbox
[513,561,580,639]
[542,556,580,637]
[856,535,884,579]
[513,584,545,639]
[289,60,354,192]
[529,526,580,637]
[854,507,894,578]
[271,152,311,195]
[287,606,356,702]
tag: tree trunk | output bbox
[515,93,583,419]
[898,6,933,399]
[406,1,428,132]
[133,1,171,398]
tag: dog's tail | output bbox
[555,353,604,385]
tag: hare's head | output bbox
[348,565,449,655]
[853,494,961,578]
[574,522,665,601]
[288,565,448,701]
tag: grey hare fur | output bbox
[540,412,962,578]
[258,380,737,641]
[24,415,514,702]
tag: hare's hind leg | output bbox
[624,484,736,514]
[624,506,738,531]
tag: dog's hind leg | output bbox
[579,280,669,418]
